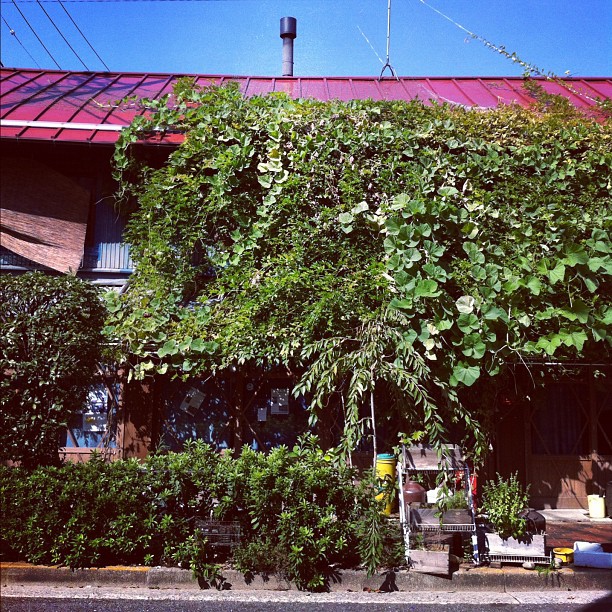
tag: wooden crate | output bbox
[409,547,450,575]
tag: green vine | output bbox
[106,81,611,460]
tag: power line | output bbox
[1,14,42,67]
[58,0,110,70]
[3,0,261,3]
[10,0,62,68]
[3,0,263,3]
[36,0,90,69]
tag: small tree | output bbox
[0,273,106,467]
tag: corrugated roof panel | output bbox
[299,79,331,101]
[394,79,431,103]
[0,69,40,102]
[244,78,276,97]
[193,76,224,89]
[24,73,98,122]
[96,75,158,127]
[1,71,67,120]
[0,126,22,138]
[349,78,384,101]
[585,79,612,99]
[426,79,475,106]
[486,79,533,106]
[54,130,86,143]
[450,79,500,107]
[376,78,406,101]
[1,69,609,145]
[274,78,301,97]
[568,79,611,102]
[90,131,124,145]
[541,80,593,108]
[325,78,356,101]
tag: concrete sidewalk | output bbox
[2,562,610,593]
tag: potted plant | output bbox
[479,472,545,557]
[411,488,472,528]
[437,489,472,526]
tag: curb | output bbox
[2,562,610,592]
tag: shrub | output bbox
[0,438,389,590]
[0,273,106,467]
[480,472,530,540]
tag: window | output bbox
[60,384,117,449]
[531,383,589,455]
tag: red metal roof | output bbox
[1,68,610,145]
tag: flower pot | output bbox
[441,509,472,525]
[485,532,546,557]
[411,507,472,528]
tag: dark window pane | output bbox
[532,384,588,455]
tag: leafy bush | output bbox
[0,438,389,590]
[0,273,106,467]
[228,437,380,590]
[480,472,530,540]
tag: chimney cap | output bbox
[280,16,297,39]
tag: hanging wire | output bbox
[379,0,398,80]
[3,0,279,3]
[36,0,90,69]
[416,0,598,103]
[58,0,110,70]
[10,0,62,68]
[1,13,42,67]
[356,25,385,67]
[3,0,265,2]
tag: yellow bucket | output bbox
[553,547,574,565]
[375,454,397,516]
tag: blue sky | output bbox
[1,0,611,77]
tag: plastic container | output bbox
[574,541,612,569]
[375,453,397,515]
[587,494,606,519]
[553,547,574,565]
[402,480,426,504]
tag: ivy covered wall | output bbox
[105,81,611,461]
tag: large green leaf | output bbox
[451,362,481,387]
[457,313,479,333]
[413,280,440,298]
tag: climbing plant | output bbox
[106,80,611,460]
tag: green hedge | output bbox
[0,437,388,590]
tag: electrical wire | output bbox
[415,0,598,103]
[58,0,110,70]
[36,0,90,69]
[356,25,384,67]
[3,0,268,3]
[1,13,42,67]
[10,0,62,68]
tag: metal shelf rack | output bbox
[397,444,479,565]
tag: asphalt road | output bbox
[2,589,612,612]
[3,598,612,612]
